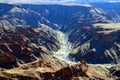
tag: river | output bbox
[53,31,73,62]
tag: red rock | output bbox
[54,66,73,80]
[21,48,32,56]
[0,50,16,62]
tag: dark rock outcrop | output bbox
[53,60,89,80]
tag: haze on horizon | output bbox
[0,0,120,4]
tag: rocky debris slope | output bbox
[0,24,60,69]
[0,60,117,80]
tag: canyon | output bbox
[0,3,120,80]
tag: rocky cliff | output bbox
[0,24,61,68]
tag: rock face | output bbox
[0,25,60,68]
[69,23,120,63]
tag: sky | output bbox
[0,0,120,4]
